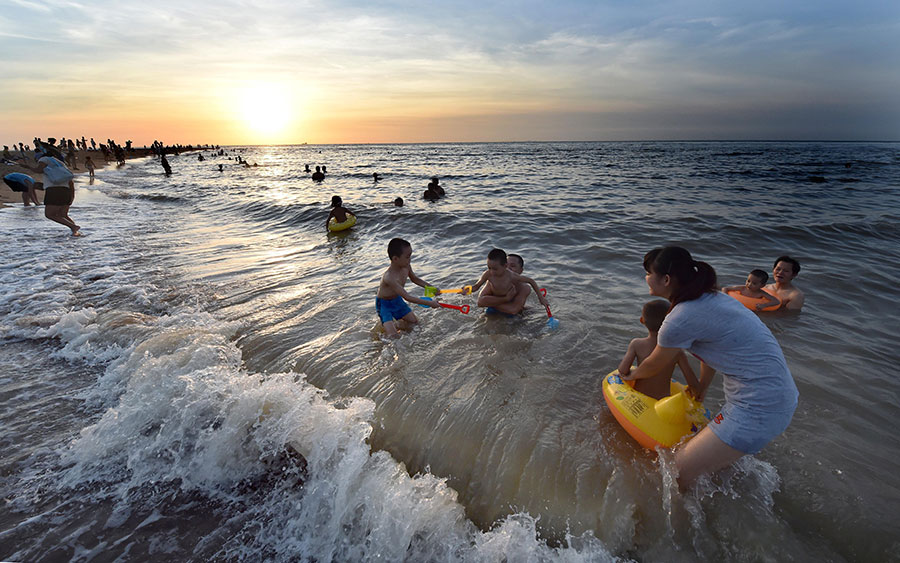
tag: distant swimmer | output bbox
[430,177,445,196]
[218,164,224,172]
[198,154,205,162]
[312,165,325,182]
[373,172,381,182]
[423,184,440,201]
[305,164,311,173]
[161,155,172,175]
[394,197,403,207]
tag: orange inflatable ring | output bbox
[726,289,780,312]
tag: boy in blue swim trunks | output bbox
[376,238,439,337]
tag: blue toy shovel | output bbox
[541,288,560,329]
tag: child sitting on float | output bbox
[325,195,355,229]
[618,299,699,400]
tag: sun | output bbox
[238,84,294,139]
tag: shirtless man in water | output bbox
[765,256,805,310]
[465,249,548,314]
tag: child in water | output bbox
[721,269,781,311]
[376,238,439,337]
[465,248,548,313]
[617,299,699,400]
[325,195,355,229]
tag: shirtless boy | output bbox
[326,195,355,229]
[465,248,548,313]
[765,256,804,311]
[617,299,699,400]
[721,269,781,311]
[473,253,546,315]
[376,238,439,337]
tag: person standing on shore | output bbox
[20,147,82,235]
[66,139,78,170]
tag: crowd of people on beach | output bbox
[3,135,213,235]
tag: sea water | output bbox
[1,142,899,562]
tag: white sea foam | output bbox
[5,142,897,561]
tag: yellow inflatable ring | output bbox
[602,370,711,449]
[726,290,779,312]
[328,213,357,232]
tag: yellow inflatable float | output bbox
[328,213,357,232]
[725,290,780,312]
[602,370,711,449]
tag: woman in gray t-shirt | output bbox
[622,246,798,488]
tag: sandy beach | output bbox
[1,147,159,207]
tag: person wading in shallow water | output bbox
[621,246,798,488]
[20,144,83,236]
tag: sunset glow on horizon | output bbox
[2,0,898,146]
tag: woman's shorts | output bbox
[375,296,412,324]
[708,401,797,454]
[44,186,73,206]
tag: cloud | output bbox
[1,0,898,141]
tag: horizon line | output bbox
[198,139,900,147]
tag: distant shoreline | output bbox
[178,139,900,147]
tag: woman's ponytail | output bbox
[643,247,717,307]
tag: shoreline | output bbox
[1,147,167,208]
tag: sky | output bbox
[1,0,899,145]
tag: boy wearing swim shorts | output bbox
[376,238,439,337]
[617,300,699,400]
